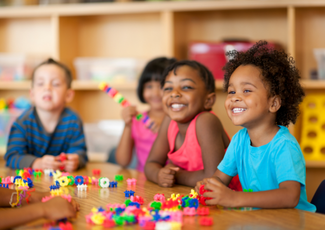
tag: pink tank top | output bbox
[167,112,208,171]
[167,111,242,191]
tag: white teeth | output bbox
[232,108,246,113]
[171,104,185,109]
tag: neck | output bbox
[247,123,280,147]
[36,107,64,133]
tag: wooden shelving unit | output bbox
[1,0,325,199]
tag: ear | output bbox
[269,95,281,113]
[204,92,216,110]
[30,88,35,104]
[65,89,75,103]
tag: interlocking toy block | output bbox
[154,193,165,203]
[126,178,137,186]
[183,207,196,216]
[115,175,123,181]
[300,94,325,161]
[197,207,210,216]
[199,217,213,226]
[109,181,117,187]
[92,169,101,176]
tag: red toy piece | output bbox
[103,219,115,228]
[22,171,31,180]
[197,207,210,216]
[142,221,155,230]
[60,153,67,162]
[92,169,101,176]
[199,217,213,226]
[199,184,212,195]
[59,222,73,230]
[83,176,89,185]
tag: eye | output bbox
[244,89,251,93]
[163,87,172,91]
[145,84,152,89]
[228,90,235,94]
[36,82,44,87]
[182,86,193,90]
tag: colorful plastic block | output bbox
[197,207,210,216]
[99,177,110,188]
[199,217,213,226]
[183,207,196,216]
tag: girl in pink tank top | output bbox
[145,60,242,192]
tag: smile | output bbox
[232,108,246,113]
[171,104,185,109]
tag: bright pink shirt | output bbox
[167,111,242,191]
[131,112,157,172]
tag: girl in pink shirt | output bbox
[145,60,241,191]
[116,57,176,172]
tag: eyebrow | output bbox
[181,78,196,84]
[229,82,257,88]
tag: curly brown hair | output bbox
[223,40,305,127]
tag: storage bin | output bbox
[74,58,146,83]
[0,109,25,154]
[84,120,124,162]
[0,53,43,81]
[313,49,325,80]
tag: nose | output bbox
[170,89,181,98]
[230,94,241,102]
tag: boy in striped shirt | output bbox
[4,58,88,171]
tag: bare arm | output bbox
[195,170,300,209]
[144,116,171,185]
[174,113,227,187]
[115,106,136,167]
[0,197,78,230]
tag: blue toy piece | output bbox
[27,178,34,188]
[161,215,171,221]
[129,190,135,196]
[311,180,325,214]
[75,176,84,185]
[128,202,140,209]
[13,176,22,183]
[55,180,61,188]
[152,210,161,222]
[0,184,9,188]
[124,190,130,198]
[115,207,125,215]
[97,206,105,212]
[188,198,199,209]
[109,181,117,188]
[49,172,53,177]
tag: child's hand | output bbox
[157,165,179,187]
[195,179,205,195]
[32,155,64,170]
[202,177,237,207]
[148,120,161,133]
[121,106,137,126]
[63,154,79,172]
[40,196,79,220]
[22,190,51,205]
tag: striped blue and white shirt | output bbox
[4,107,88,169]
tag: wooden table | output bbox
[1,161,324,230]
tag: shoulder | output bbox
[196,112,222,129]
[14,107,35,127]
[271,126,302,157]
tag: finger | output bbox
[162,168,176,175]
[66,154,78,160]
[161,174,175,180]
[169,167,180,172]
[203,191,215,198]
[204,198,218,206]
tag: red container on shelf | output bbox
[188,40,279,80]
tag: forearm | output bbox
[144,162,163,184]
[0,204,43,229]
[116,126,134,167]
[175,169,215,187]
[5,151,37,169]
[234,188,300,209]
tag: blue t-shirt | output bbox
[218,126,316,212]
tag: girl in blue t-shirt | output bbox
[196,41,316,212]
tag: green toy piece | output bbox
[124,199,131,207]
[114,175,123,181]
[150,201,162,210]
[135,114,143,121]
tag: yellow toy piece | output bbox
[14,179,25,187]
[91,213,105,225]
[52,170,62,180]
[189,189,198,198]
[300,94,325,161]
[170,222,182,230]
[98,82,107,90]
[57,176,69,187]
[0,98,6,110]
[50,188,63,196]
[91,207,98,213]
[168,193,180,201]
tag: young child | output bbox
[116,57,177,172]
[4,58,88,172]
[195,41,316,212]
[145,60,241,189]
[0,187,79,229]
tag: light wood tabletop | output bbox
[0,161,324,230]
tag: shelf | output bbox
[0,81,137,90]
[306,160,325,168]
[0,79,324,91]
[1,0,325,18]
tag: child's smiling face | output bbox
[225,64,277,129]
[162,65,213,123]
